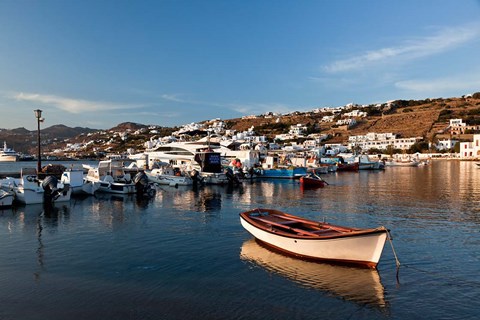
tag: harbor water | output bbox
[0,160,479,319]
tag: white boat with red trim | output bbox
[239,208,388,268]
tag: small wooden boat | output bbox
[299,173,327,188]
[239,208,388,268]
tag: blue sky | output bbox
[1,0,480,130]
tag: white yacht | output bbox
[131,141,260,185]
[0,141,19,162]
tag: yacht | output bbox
[131,141,260,185]
[0,141,19,162]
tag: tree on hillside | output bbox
[409,141,429,153]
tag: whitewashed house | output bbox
[459,134,480,159]
[436,138,458,151]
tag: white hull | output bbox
[96,181,136,194]
[0,142,19,162]
[0,155,18,162]
[240,216,387,267]
[61,169,100,195]
[384,161,419,167]
[199,172,230,185]
[0,190,14,207]
[1,173,71,205]
[145,168,193,187]
[146,171,192,187]
[84,160,137,194]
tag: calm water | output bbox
[1,160,479,319]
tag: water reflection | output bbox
[240,239,387,308]
[3,203,71,281]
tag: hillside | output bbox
[1,94,480,155]
[227,95,480,144]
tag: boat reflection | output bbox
[240,238,387,308]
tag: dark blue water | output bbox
[1,160,479,319]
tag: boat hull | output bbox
[97,181,136,194]
[299,176,326,188]
[0,190,14,207]
[260,167,307,179]
[146,171,193,186]
[240,209,387,268]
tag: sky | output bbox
[1,0,480,131]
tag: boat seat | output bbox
[278,220,299,225]
[311,229,339,235]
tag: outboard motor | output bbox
[134,171,154,197]
[190,169,202,186]
[42,175,60,202]
[225,168,240,186]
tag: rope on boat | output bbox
[385,227,401,281]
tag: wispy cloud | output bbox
[229,102,301,115]
[395,72,480,94]
[324,23,480,73]
[160,93,298,115]
[12,92,138,114]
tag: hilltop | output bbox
[1,94,480,156]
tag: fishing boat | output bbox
[299,173,327,188]
[239,208,388,268]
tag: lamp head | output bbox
[34,109,43,119]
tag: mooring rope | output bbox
[385,227,401,268]
[384,227,480,288]
[384,226,401,282]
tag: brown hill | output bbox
[226,95,480,144]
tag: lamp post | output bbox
[34,109,44,174]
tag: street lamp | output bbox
[34,109,44,174]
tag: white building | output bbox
[348,132,421,151]
[344,110,367,117]
[436,138,458,151]
[336,118,357,127]
[459,134,480,159]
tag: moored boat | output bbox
[61,168,100,195]
[383,156,419,167]
[84,160,137,194]
[259,167,307,179]
[239,208,388,268]
[0,168,71,204]
[299,173,327,188]
[0,189,14,207]
[336,161,359,172]
[145,163,193,187]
